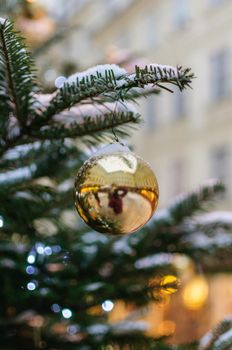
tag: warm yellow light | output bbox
[160,275,179,294]
[26,0,37,3]
[183,276,209,310]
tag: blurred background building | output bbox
[1,0,232,344]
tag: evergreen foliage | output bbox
[0,19,232,350]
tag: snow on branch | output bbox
[53,101,138,126]
[67,64,127,85]
[134,253,172,270]
[200,317,232,350]
[194,211,232,230]
[40,63,194,123]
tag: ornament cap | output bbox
[93,143,130,157]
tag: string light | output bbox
[27,282,36,291]
[62,308,72,319]
[35,243,45,255]
[26,266,36,275]
[44,246,52,255]
[0,216,4,228]
[102,300,114,312]
[27,254,36,264]
[51,304,61,313]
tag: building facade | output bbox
[79,0,232,209]
[60,0,232,342]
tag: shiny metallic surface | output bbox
[75,151,159,235]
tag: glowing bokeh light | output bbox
[44,246,52,255]
[27,254,36,264]
[27,282,36,291]
[102,300,114,312]
[183,276,209,310]
[51,304,61,313]
[26,266,36,275]
[0,216,4,228]
[62,308,72,319]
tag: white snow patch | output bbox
[214,328,232,349]
[187,232,232,249]
[116,63,178,88]
[149,64,178,77]
[116,73,136,88]
[112,239,134,255]
[199,331,213,350]
[0,167,32,184]
[66,64,127,85]
[135,253,171,269]
[93,143,131,157]
[3,143,42,160]
[57,179,73,192]
[34,93,53,108]
[87,324,109,335]
[112,321,148,335]
[53,101,138,125]
[84,282,105,292]
[196,212,232,226]
[82,245,98,256]
[81,231,108,244]
[149,208,171,225]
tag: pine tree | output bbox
[1,18,232,350]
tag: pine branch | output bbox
[93,85,161,105]
[0,19,38,127]
[168,181,225,224]
[30,111,141,145]
[0,20,14,140]
[200,317,232,350]
[0,140,81,173]
[37,65,194,125]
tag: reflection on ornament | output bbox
[183,276,209,310]
[75,144,159,235]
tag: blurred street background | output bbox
[1,0,232,344]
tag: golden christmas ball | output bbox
[75,144,159,235]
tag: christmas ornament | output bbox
[75,144,159,235]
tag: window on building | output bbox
[173,0,189,29]
[145,14,158,47]
[210,0,226,6]
[173,89,186,119]
[210,145,230,195]
[145,96,157,130]
[210,49,230,102]
[170,159,186,197]
[115,30,130,49]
